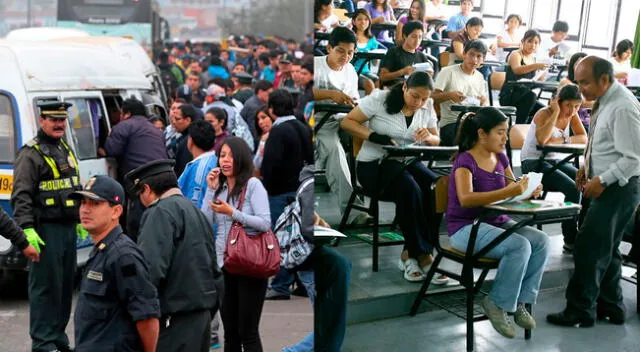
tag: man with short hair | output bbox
[274,55,295,89]
[72,175,160,352]
[174,104,198,177]
[186,72,207,108]
[539,20,571,60]
[261,51,280,83]
[165,98,186,159]
[547,57,640,327]
[295,62,314,122]
[256,53,271,80]
[178,120,218,208]
[240,80,274,140]
[446,0,474,38]
[126,160,222,352]
[433,40,489,145]
[11,101,82,352]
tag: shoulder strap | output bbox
[236,183,248,210]
[296,177,314,199]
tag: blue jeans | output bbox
[450,220,551,312]
[282,270,315,352]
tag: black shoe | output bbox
[291,285,309,297]
[546,310,595,327]
[56,346,74,352]
[265,289,290,300]
[597,305,625,325]
[562,243,574,253]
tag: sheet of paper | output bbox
[492,172,543,204]
[627,68,640,87]
[462,96,480,106]
[314,226,347,237]
[412,62,433,73]
[533,69,548,81]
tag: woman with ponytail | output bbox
[447,107,549,339]
[341,71,448,284]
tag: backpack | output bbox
[274,176,314,269]
[159,66,179,98]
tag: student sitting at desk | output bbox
[395,0,427,47]
[365,0,397,48]
[447,107,548,339]
[609,39,634,82]
[353,9,382,95]
[379,21,434,88]
[446,0,473,39]
[340,71,448,284]
[559,52,592,132]
[451,17,483,64]
[539,20,571,61]
[499,29,549,124]
[433,39,489,146]
[520,84,587,252]
[495,14,524,63]
[315,0,340,33]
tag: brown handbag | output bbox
[223,185,281,278]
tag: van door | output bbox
[58,92,117,184]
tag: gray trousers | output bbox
[565,177,640,317]
[210,311,221,342]
[315,118,358,214]
[159,309,211,352]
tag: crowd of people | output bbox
[313,0,640,347]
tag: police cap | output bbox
[233,72,254,85]
[38,101,72,119]
[125,159,176,191]
[70,175,125,206]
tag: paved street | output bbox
[0,274,313,352]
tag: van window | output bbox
[0,94,16,163]
[65,98,105,160]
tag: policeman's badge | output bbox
[67,155,76,169]
[85,177,97,190]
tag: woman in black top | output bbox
[499,29,549,124]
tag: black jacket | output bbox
[0,208,28,250]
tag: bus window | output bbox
[0,94,16,163]
[65,98,101,160]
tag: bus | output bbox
[55,0,169,52]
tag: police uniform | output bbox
[10,101,81,352]
[71,176,160,352]
[126,159,223,352]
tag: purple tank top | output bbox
[446,152,511,236]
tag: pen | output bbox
[494,171,519,182]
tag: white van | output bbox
[0,39,164,274]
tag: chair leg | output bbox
[409,254,443,316]
[474,269,490,294]
[372,199,380,272]
[536,224,543,231]
[466,285,475,352]
[524,303,532,340]
[337,191,358,233]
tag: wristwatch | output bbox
[598,176,608,187]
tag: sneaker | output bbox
[265,289,290,300]
[481,297,516,338]
[514,304,536,329]
[291,284,309,297]
[349,212,373,226]
[563,243,574,253]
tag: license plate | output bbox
[0,174,13,196]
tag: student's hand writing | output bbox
[414,128,432,143]
[330,91,355,106]
[209,198,234,216]
[206,168,221,190]
[505,176,529,197]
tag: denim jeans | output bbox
[450,220,551,312]
[282,270,315,352]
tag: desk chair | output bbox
[488,72,506,106]
[337,134,403,272]
[507,124,530,169]
[409,175,533,352]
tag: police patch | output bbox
[87,270,103,282]
[122,264,137,277]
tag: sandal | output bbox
[398,258,426,282]
[421,263,451,285]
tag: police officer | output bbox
[11,101,84,352]
[125,159,223,352]
[71,175,160,352]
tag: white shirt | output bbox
[434,64,487,127]
[425,1,445,19]
[609,57,632,76]
[520,119,571,161]
[320,14,339,33]
[313,55,359,100]
[538,36,572,62]
[496,29,523,62]
[357,89,438,162]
